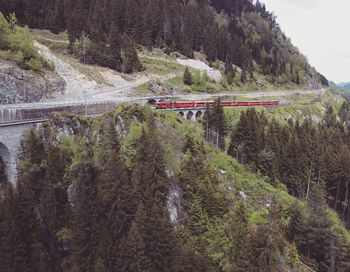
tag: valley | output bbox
[0,1,349,272]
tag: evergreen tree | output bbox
[228,202,252,271]
[183,67,193,85]
[132,117,178,271]
[118,204,151,272]
[70,142,99,272]
[253,199,284,272]
[95,118,132,272]
[203,97,227,149]
[121,34,143,73]
[0,185,49,272]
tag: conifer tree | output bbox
[0,185,49,272]
[118,204,151,272]
[228,202,252,271]
[70,142,99,272]
[132,116,177,271]
[121,34,143,74]
[183,67,193,85]
[95,118,132,271]
[203,97,227,149]
[253,199,284,271]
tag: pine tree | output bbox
[183,67,193,85]
[118,204,151,272]
[203,97,227,149]
[253,199,284,271]
[70,143,99,272]
[132,116,177,272]
[240,69,248,83]
[0,185,49,272]
[95,118,132,271]
[228,202,252,271]
[121,34,143,73]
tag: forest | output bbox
[0,0,328,85]
[0,103,350,272]
[228,102,350,220]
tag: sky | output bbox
[262,0,350,83]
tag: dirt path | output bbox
[35,42,147,101]
[35,42,98,101]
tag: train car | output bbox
[155,100,279,109]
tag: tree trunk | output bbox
[306,162,313,199]
[343,181,349,220]
[334,180,341,211]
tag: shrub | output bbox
[0,13,10,49]
[14,51,24,63]
[0,49,11,60]
[25,58,43,71]
[44,60,55,71]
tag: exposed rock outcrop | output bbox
[0,60,65,104]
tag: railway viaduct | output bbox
[1,95,271,184]
[0,122,40,185]
[0,95,178,184]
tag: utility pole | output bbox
[83,90,88,115]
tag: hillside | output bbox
[0,0,329,90]
[1,96,350,271]
[0,13,65,103]
[338,82,350,90]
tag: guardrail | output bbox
[0,118,49,127]
[0,96,173,125]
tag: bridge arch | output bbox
[178,111,185,118]
[0,142,11,184]
[196,111,203,119]
[147,99,157,105]
[186,111,194,120]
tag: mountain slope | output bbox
[0,0,328,89]
[338,82,350,90]
[0,103,349,271]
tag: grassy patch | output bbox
[134,82,151,95]
[30,28,69,42]
[139,56,185,76]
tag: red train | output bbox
[155,100,280,109]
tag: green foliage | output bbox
[72,31,91,64]
[25,57,43,71]
[203,97,228,149]
[123,121,144,170]
[1,104,350,271]
[0,0,326,84]
[0,12,54,71]
[183,66,193,85]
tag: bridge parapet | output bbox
[0,101,119,124]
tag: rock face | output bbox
[0,60,66,104]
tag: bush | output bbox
[0,13,50,72]
[14,51,24,63]
[44,60,55,71]
[0,13,10,50]
[25,58,43,71]
[0,49,11,60]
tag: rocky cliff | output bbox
[0,60,65,103]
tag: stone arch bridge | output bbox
[175,108,205,121]
[0,122,41,184]
[0,95,178,184]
